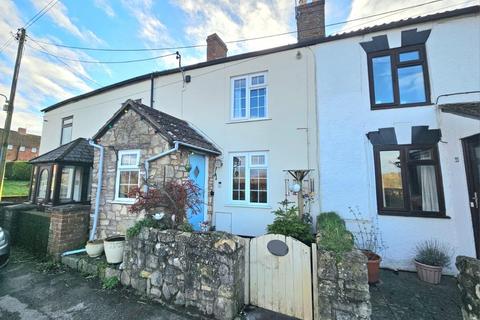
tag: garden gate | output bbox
[246,234,317,320]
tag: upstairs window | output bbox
[7,145,12,150]
[19,146,25,152]
[368,45,430,109]
[61,116,73,145]
[115,150,140,203]
[374,144,445,217]
[231,152,268,205]
[31,147,37,153]
[231,73,268,120]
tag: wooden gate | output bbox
[246,234,314,319]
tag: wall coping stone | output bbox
[46,204,91,214]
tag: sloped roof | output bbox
[0,129,40,148]
[93,100,221,155]
[439,102,480,120]
[29,138,94,164]
[42,6,480,113]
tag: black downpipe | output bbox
[150,73,154,108]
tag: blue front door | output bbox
[188,153,206,231]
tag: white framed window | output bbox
[31,147,37,153]
[231,72,268,120]
[230,152,268,205]
[7,145,13,150]
[19,146,25,152]
[115,150,141,203]
[61,116,73,145]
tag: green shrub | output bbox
[317,212,354,254]
[126,217,167,239]
[5,161,32,180]
[267,201,314,244]
[415,240,451,267]
[178,221,194,232]
[102,276,120,290]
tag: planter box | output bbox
[414,260,443,284]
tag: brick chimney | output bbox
[206,33,228,61]
[17,127,26,135]
[296,0,325,42]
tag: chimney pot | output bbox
[296,0,325,42]
[206,33,228,61]
[18,127,26,135]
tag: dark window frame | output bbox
[60,116,73,146]
[367,44,431,110]
[373,143,446,218]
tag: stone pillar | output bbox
[316,249,371,320]
[456,256,480,320]
[47,204,90,259]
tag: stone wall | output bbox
[121,228,245,319]
[47,204,90,259]
[92,109,216,238]
[456,256,480,320]
[316,249,371,320]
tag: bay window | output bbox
[231,73,268,120]
[231,152,268,205]
[374,144,445,217]
[115,150,140,202]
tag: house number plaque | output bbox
[267,240,289,256]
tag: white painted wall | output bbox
[314,13,480,273]
[41,47,319,237]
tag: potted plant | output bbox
[85,239,104,258]
[349,207,387,284]
[414,240,451,284]
[103,235,126,264]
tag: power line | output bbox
[24,0,60,29]
[26,0,448,53]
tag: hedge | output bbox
[5,161,32,181]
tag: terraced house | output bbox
[32,2,479,273]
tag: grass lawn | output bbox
[2,180,30,196]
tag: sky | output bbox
[0,0,477,135]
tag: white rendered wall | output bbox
[314,13,480,273]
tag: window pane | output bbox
[379,150,404,208]
[398,65,426,104]
[73,168,82,201]
[59,167,75,200]
[408,165,439,212]
[372,56,394,104]
[233,79,246,118]
[251,75,265,85]
[399,51,420,62]
[63,117,73,125]
[408,149,433,161]
[61,126,72,145]
[250,88,266,118]
[232,156,246,200]
[118,170,139,199]
[37,169,49,199]
[250,168,267,203]
[121,153,138,166]
[251,155,265,165]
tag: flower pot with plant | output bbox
[349,207,387,284]
[414,240,451,284]
[85,239,104,258]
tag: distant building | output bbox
[0,127,41,162]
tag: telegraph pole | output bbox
[0,28,26,200]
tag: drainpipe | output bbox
[61,139,104,257]
[150,72,155,108]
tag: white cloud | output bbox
[30,0,105,45]
[94,0,116,18]
[341,0,477,33]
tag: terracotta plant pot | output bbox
[85,240,104,258]
[104,235,125,264]
[415,260,443,284]
[362,250,381,284]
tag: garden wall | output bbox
[121,228,245,320]
[316,249,371,320]
[456,256,480,320]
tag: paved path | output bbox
[0,251,191,320]
[371,269,462,320]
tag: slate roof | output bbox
[29,138,94,164]
[42,6,480,113]
[439,102,480,120]
[93,100,221,155]
[0,129,40,148]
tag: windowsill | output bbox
[378,211,451,219]
[109,199,135,205]
[224,203,272,209]
[226,118,272,124]
[371,102,433,110]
